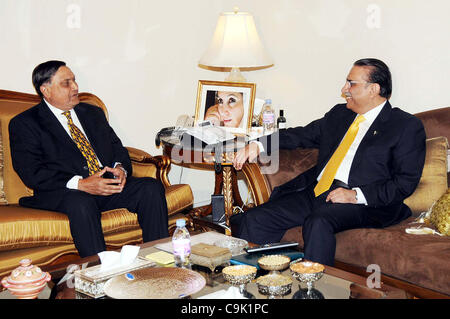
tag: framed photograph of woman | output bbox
[194,80,256,133]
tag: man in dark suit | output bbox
[231,58,426,266]
[9,60,169,257]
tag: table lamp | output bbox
[199,8,274,82]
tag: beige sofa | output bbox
[0,89,194,278]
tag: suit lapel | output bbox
[37,101,81,155]
[349,101,392,181]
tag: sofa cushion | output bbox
[281,218,450,295]
[0,205,140,251]
[0,244,77,278]
[0,122,7,204]
[0,99,37,205]
[404,137,448,215]
[429,188,450,236]
[0,229,144,278]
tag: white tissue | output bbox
[98,245,140,271]
[405,226,443,236]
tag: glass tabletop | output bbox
[12,236,398,300]
[190,267,352,300]
[139,246,353,300]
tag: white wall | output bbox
[1,0,449,206]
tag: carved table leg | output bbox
[222,166,233,235]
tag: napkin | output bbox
[98,245,140,271]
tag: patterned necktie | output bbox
[314,115,366,197]
[62,111,101,175]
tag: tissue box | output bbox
[74,256,155,298]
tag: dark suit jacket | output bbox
[9,101,132,210]
[264,101,426,227]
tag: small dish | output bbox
[290,261,325,293]
[222,265,257,286]
[256,273,292,299]
[214,238,248,256]
[257,254,290,273]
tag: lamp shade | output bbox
[199,11,273,69]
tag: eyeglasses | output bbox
[345,80,373,88]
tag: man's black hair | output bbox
[354,58,392,99]
[32,60,66,98]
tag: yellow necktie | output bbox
[314,115,366,196]
[62,111,101,175]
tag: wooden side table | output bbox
[160,134,270,235]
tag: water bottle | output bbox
[277,109,287,129]
[172,219,191,268]
[262,99,275,135]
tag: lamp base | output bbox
[225,67,246,83]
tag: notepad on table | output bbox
[145,251,174,265]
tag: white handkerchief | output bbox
[405,226,442,236]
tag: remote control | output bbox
[245,242,298,253]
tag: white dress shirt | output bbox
[44,100,103,189]
[316,101,386,204]
[253,101,386,204]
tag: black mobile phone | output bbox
[102,171,117,180]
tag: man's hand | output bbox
[109,165,127,188]
[77,167,125,196]
[326,187,357,204]
[233,143,260,170]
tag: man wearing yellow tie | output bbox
[9,61,169,257]
[231,58,426,266]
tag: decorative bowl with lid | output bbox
[1,259,51,299]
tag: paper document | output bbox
[145,251,175,265]
[185,125,235,144]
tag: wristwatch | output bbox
[115,163,128,178]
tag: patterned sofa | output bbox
[0,89,194,278]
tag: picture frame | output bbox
[194,80,256,133]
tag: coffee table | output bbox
[38,234,407,300]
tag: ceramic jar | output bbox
[1,259,51,299]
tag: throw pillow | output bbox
[429,188,450,236]
[404,137,448,214]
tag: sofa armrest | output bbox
[126,147,171,188]
[240,148,319,206]
[241,163,272,206]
